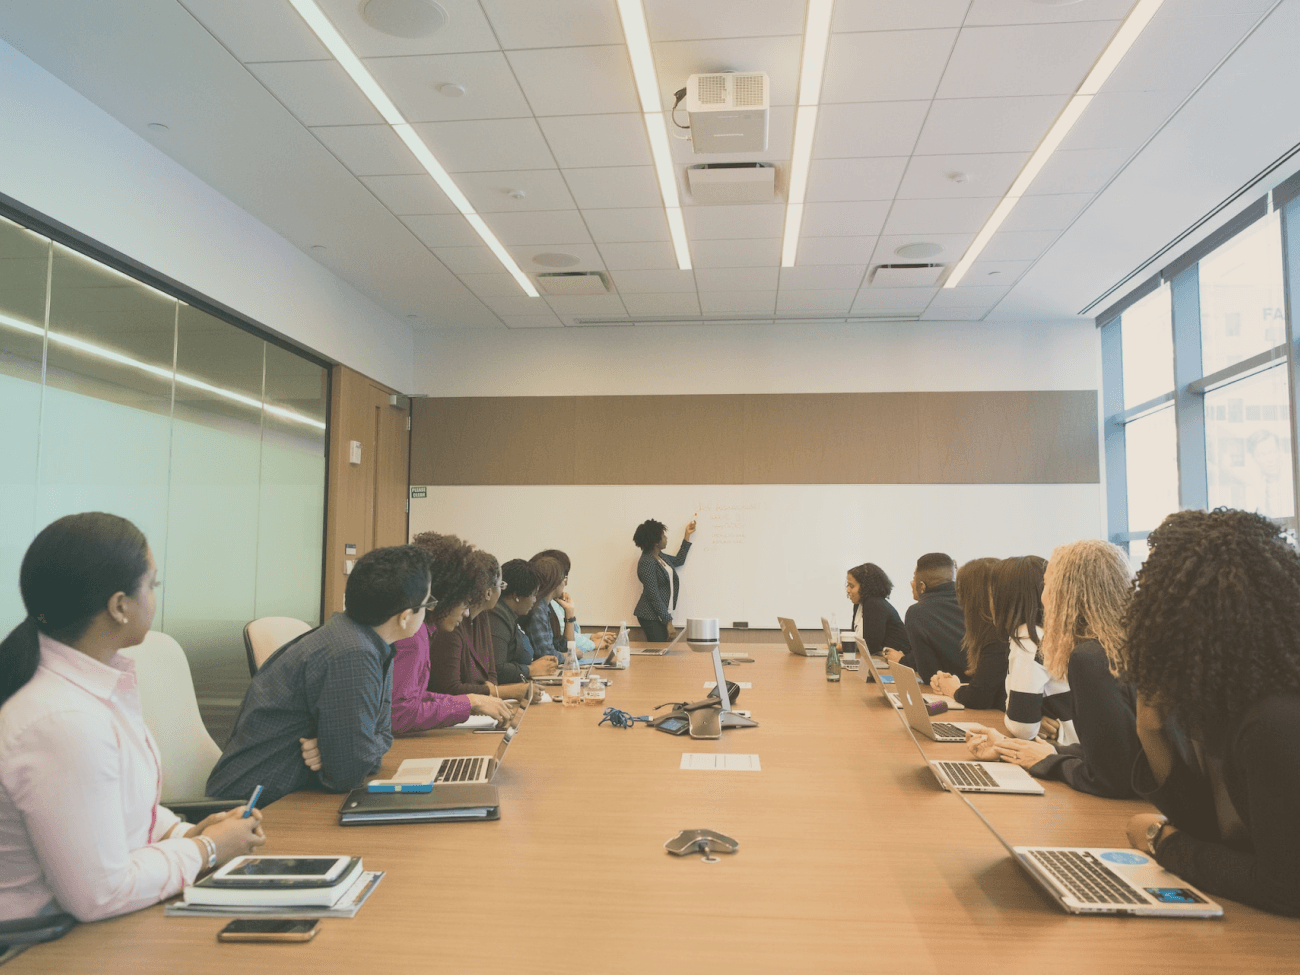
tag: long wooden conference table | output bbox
[11,645,1300,973]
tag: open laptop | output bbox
[630,626,687,656]
[392,693,531,785]
[776,617,828,656]
[949,783,1221,917]
[891,663,980,742]
[861,653,961,712]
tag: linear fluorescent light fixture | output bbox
[0,312,326,430]
[286,0,539,297]
[944,0,1167,288]
[617,0,691,270]
[781,0,835,267]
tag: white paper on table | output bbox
[680,753,761,771]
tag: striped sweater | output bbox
[1003,625,1078,745]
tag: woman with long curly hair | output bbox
[931,557,1003,709]
[1121,508,1300,916]
[963,541,1140,798]
[845,562,910,660]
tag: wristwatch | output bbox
[1145,818,1170,857]
[564,616,576,623]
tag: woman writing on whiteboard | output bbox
[632,518,696,641]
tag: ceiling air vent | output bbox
[535,271,610,296]
[686,163,776,204]
[868,264,948,287]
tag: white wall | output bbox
[0,39,414,392]
[412,319,1099,397]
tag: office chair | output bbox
[242,616,311,676]
[118,631,242,821]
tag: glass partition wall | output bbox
[1102,192,1300,567]
[0,214,327,740]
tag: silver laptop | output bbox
[630,626,686,655]
[394,694,530,785]
[861,652,953,713]
[776,617,828,656]
[951,785,1221,917]
[891,663,980,743]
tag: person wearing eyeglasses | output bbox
[206,544,434,806]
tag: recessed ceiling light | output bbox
[360,0,448,38]
[437,83,466,98]
[532,253,580,268]
[506,189,526,200]
[947,171,970,183]
[147,122,169,131]
[895,242,944,259]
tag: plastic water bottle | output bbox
[611,621,631,669]
[583,673,606,706]
[825,619,842,683]
[561,648,582,707]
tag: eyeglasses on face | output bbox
[415,595,439,611]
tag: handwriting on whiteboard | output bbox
[696,500,759,552]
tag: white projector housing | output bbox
[685,72,769,154]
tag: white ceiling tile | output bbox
[610,269,697,293]
[683,204,785,240]
[699,291,777,315]
[455,170,577,212]
[545,294,629,319]
[694,267,780,291]
[1103,11,1259,93]
[897,152,1028,200]
[1164,0,1275,13]
[597,241,677,270]
[179,0,328,62]
[776,290,856,313]
[248,60,381,126]
[403,213,482,248]
[832,0,971,31]
[360,174,457,214]
[915,95,1070,155]
[433,246,505,273]
[919,305,988,321]
[805,157,909,203]
[850,288,936,313]
[813,101,930,159]
[482,0,624,49]
[936,22,1120,98]
[823,30,958,103]
[364,52,532,122]
[501,314,564,328]
[978,230,1059,262]
[1000,193,1093,232]
[960,260,1031,285]
[795,236,879,266]
[869,234,975,265]
[927,285,1010,307]
[621,292,702,317]
[563,167,663,209]
[457,272,526,296]
[1025,147,1131,195]
[965,0,1135,26]
[414,118,557,171]
[669,106,794,166]
[779,265,866,290]
[311,124,421,175]
[512,243,607,270]
[646,0,806,41]
[315,0,500,57]
[583,208,670,243]
[482,294,554,316]
[538,115,653,168]
[691,238,782,268]
[508,46,640,117]
[1059,90,1188,152]
[484,210,591,245]
[883,197,999,235]
[801,201,889,237]
[652,35,802,107]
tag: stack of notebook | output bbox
[170,856,383,918]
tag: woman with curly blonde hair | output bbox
[966,540,1140,798]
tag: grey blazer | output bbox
[633,540,691,622]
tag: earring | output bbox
[119,617,129,625]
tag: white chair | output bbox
[119,631,240,818]
[242,616,311,676]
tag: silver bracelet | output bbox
[197,834,217,870]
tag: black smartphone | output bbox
[653,715,689,735]
[217,919,320,943]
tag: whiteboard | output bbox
[410,484,1104,629]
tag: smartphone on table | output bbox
[217,919,320,943]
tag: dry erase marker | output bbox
[242,784,263,817]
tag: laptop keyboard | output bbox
[1028,849,1147,905]
[436,756,487,783]
[936,761,1000,789]
[931,722,967,740]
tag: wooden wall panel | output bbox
[411,397,574,485]
[572,395,745,484]
[409,390,1099,487]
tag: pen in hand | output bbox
[243,784,264,818]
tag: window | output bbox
[1124,406,1179,532]
[1205,364,1294,518]
[1200,210,1285,375]
[1120,285,1173,408]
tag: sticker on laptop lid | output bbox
[1099,851,1149,865]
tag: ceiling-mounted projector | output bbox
[685,72,769,154]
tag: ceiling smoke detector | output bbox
[360,0,448,38]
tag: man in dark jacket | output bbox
[888,552,967,683]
